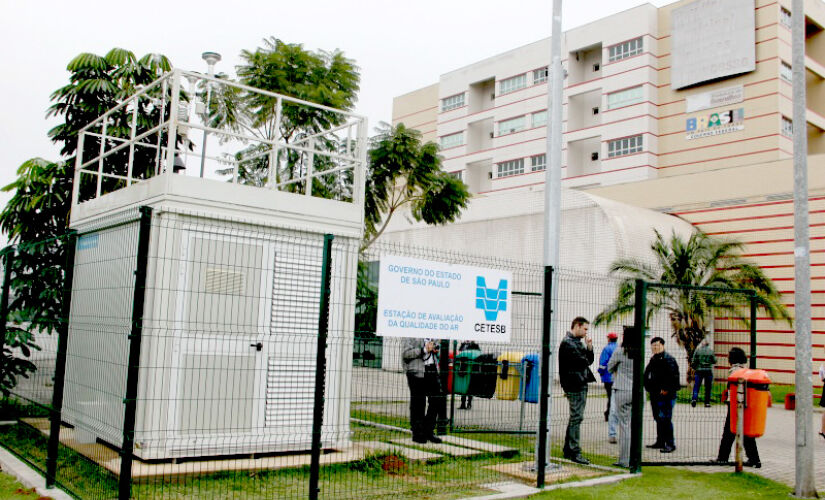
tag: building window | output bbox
[781,61,793,82]
[532,110,548,128]
[780,7,792,29]
[607,86,644,109]
[441,93,465,112]
[782,116,793,137]
[497,158,524,177]
[499,74,527,94]
[533,67,548,84]
[608,37,644,62]
[498,116,526,135]
[607,135,643,158]
[448,170,464,181]
[531,154,546,172]
[440,132,464,149]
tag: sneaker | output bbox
[705,403,711,408]
[412,436,428,444]
[691,400,697,408]
[743,460,761,468]
[660,445,676,454]
[612,462,629,468]
[645,442,664,449]
[569,455,590,465]
[427,435,443,444]
[608,436,618,444]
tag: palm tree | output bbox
[594,230,791,381]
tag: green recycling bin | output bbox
[453,349,482,395]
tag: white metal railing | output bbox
[72,68,368,208]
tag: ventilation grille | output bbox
[271,247,323,335]
[265,355,316,430]
[204,267,245,295]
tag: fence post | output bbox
[309,234,334,500]
[536,265,553,488]
[119,206,153,500]
[629,279,647,474]
[437,339,450,435]
[749,294,757,369]
[46,232,78,488]
[0,247,14,385]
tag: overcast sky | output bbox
[0,0,671,213]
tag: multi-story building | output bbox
[391,0,825,385]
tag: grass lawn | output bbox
[0,470,54,499]
[533,466,792,499]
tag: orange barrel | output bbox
[728,368,771,438]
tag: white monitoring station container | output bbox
[61,69,367,460]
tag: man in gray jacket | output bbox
[402,337,445,443]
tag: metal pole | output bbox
[735,378,745,474]
[118,206,153,500]
[46,232,77,488]
[536,266,553,488]
[449,340,457,433]
[629,279,647,474]
[438,338,450,435]
[309,234,334,500]
[0,248,13,379]
[749,295,757,370]
[538,0,564,476]
[791,0,816,496]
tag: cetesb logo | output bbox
[475,277,508,321]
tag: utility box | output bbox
[60,69,368,460]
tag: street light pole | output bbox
[537,0,564,479]
[790,0,816,497]
[199,51,221,179]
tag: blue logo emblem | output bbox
[475,277,508,321]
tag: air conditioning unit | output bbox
[489,132,494,139]
[488,172,493,179]
[491,93,496,100]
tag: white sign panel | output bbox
[671,0,756,90]
[686,107,745,140]
[685,85,744,113]
[376,255,513,342]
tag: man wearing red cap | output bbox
[598,332,620,443]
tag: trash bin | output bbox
[784,393,795,411]
[520,353,540,403]
[728,368,771,438]
[495,351,524,400]
[453,349,482,395]
[469,353,499,399]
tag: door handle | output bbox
[250,342,263,352]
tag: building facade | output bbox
[391,0,825,385]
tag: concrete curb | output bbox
[459,472,639,499]
[0,445,74,500]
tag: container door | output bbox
[168,231,274,455]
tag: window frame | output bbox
[533,67,549,85]
[606,85,644,110]
[781,116,793,137]
[498,115,526,136]
[441,93,466,112]
[496,158,525,178]
[608,37,644,63]
[440,131,465,149]
[499,74,527,95]
[607,134,644,158]
[530,154,546,172]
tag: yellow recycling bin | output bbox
[496,351,524,400]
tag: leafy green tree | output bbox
[0,49,170,394]
[215,37,359,188]
[362,123,470,250]
[594,230,791,381]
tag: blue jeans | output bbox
[651,397,676,447]
[563,389,588,457]
[692,370,713,404]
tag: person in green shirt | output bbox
[691,339,717,408]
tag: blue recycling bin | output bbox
[520,353,540,403]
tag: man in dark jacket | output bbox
[644,337,681,453]
[558,316,596,464]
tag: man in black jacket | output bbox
[558,316,596,464]
[643,337,681,453]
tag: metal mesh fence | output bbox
[0,214,782,499]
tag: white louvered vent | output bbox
[271,247,323,335]
[265,356,316,430]
[204,267,245,295]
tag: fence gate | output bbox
[631,280,758,469]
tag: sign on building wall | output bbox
[685,85,745,113]
[376,255,512,342]
[686,108,745,140]
[671,0,756,90]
